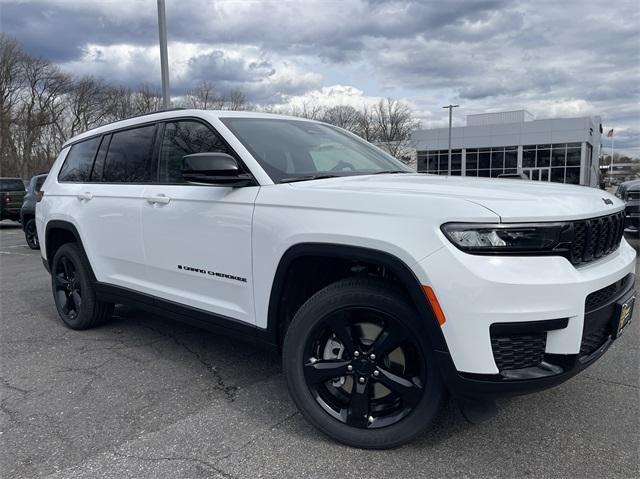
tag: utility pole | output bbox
[442,104,459,175]
[157,0,170,109]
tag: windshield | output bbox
[0,179,25,192]
[220,118,411,183]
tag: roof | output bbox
[62,109,315,148]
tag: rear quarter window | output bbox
[58,137,101,182]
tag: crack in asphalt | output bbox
[111,451,237,479]
[139,324,239,402]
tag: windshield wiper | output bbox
[373,170,411,175]
[280,174,341,183]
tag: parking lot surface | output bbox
[0,222,638,479]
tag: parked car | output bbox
[616,178,640,231]
[21,173,47,249]
[37,110,636,449]
[0,177,26,222]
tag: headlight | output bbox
[441,222,569,253]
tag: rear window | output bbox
[0,179,25,191]
[102,125,156,183]
[58,137,101,182]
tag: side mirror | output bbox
[181,153,252,186]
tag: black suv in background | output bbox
[20,174,47,249]
[0,177,26,222]
[616,179,640,231]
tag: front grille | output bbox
[569,211,626,265]
[585,274,632,312]
[627,191,640,201]
[580,327,609,356]
[491,333,546,371]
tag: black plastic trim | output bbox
[94,282,276,347]
[266,243,449,353]
[490,318,568,336]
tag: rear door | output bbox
[140,119,258,324]
[72,124,157,289]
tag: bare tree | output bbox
[226,89,249,111]
[322,105,359,132]
[372,98,420,161]
[184,80,225,110]
[131,83,163,115]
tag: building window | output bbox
[417,149,462,175]
[464,146,518,177]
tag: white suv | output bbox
[37,109,636,448]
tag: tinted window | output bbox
[90,135,111,182]
[102,125,156,183]
[0,179,25,191]
[159,121,230,183]
[58,137,101,182]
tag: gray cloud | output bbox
[1,0,638,153]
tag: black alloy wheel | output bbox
[303,307,425,429]
[283,277,444,449]
[54,255,82,321]
[51,243,113,329]
[25,218,39,249]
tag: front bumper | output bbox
[434,273,635,398]
[414,235,636,397]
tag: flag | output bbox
[607,128,614,138]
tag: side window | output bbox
[159,120,231,183]
[58,137,101,182]
[102,125,156,183]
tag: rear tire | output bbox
[51,243,113,330]
[24,218,39,249]
[283,277,444,449]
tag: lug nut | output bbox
[353,351,360,358]
[368,415,374,422]
[358,377,366,384]
[369,353,376,361]
[373,370,379,377]
[347,365,353,372]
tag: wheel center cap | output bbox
[354,358,374,375]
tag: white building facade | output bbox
[411,111,602,187]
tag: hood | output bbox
[290,173,625,222]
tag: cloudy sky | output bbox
[2,0,639,154]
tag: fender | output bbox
[266,243,450,353]
[44,220,98,282]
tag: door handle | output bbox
[145,194,171,205]
[77,192,93,201]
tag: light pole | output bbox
[157,0,170,109]
[442,104,459,175]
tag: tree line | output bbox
[0,34,420,180]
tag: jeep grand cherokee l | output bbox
[37,110,636,449]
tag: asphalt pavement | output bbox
[1,222,638,478]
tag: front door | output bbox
[140,119,258,325]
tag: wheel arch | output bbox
[267,243,449,353]
[44,220,97,282]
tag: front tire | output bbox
[51,243,113,330]
[283,277,445,449]
[24,218,39,249]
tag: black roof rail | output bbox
[122,107,188,121]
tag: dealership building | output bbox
[411,110,603,187]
